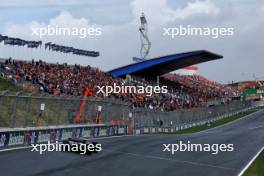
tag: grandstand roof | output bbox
[108,50,223,78]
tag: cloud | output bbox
[130,0,219,25]
[1,10,136,70]
[4,11,96,42]
[0,0,88,7]
[260,5,264,12]
[1,0,264,83]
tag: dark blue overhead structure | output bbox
[108,50,222,78]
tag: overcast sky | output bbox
[0,0,263,83]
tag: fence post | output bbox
[24,97,31,127]
[10,92,20,128]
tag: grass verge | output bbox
[244,149,264,176]
[159,109,258,135]
[0,78,23,92]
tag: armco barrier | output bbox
[0,124,128,149]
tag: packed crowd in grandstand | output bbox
[0,58,238,112]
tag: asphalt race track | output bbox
[1,110,264,176]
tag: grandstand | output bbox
[0,49,237,112]
[1,4,264,176]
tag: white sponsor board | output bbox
[135,129,141,135]
[144,128,149,133]
[8,134,24,146]
[38,132,50,143]
[82,129,91,138]
[61,130,72,140]
[151,128,156,133]
[118,127,125,134]
[99,128,107,136]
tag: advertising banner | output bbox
[99,126,107,136]
[82,127,92,138]
[0,132,9,148]
[38,130,50,143]
[0,125,128,149]
[61,128,72,140]
[72,127,82,138]
[50,129,62,142]
[8,131,25,146]
[24,131,38,145]
[93,126,100,137]
[118,126,125,135]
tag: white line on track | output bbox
[0,146,32,152]
[248,125,263,130]
[194,109,262,135]
[85,135,133,140]
[237,146,264,176]
[103,149,238,172]
[0,135,134,153]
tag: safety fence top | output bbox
[0,123,108,133]
[0,90,131,105]
[0,90,252,114]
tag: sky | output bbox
[0,0,263,83]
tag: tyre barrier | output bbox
[0,124,128,149]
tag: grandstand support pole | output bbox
[11,93,19,128]
[47,98,53,126]
[157,76,160,86]
[58,98,65,125]
[96,106,102,124]
[95,112,101,124]
[0,96,3,126]
[128,112,134,134]
[65,98,73,125]
[24,97,31,127]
